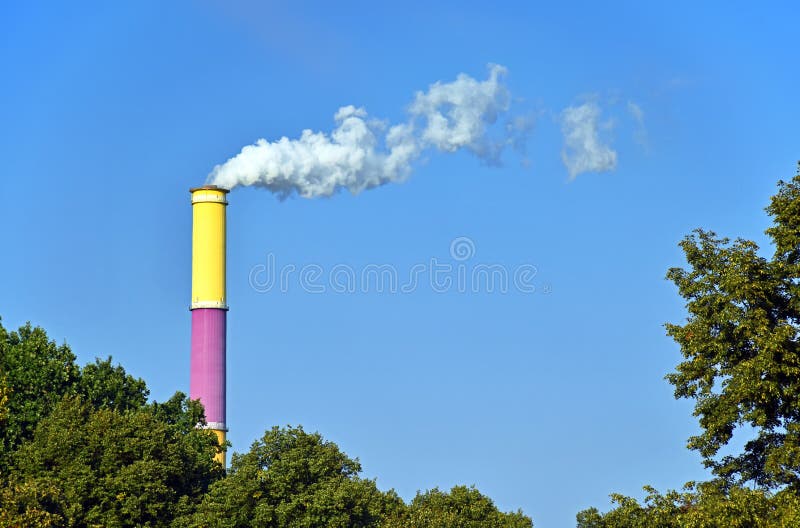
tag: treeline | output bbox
[0,320,532,527]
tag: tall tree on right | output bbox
[665,163,800,489]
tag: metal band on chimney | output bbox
[190,300,229,310]
[191,190,228,205]
[204,422,228,431]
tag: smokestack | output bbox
[189,185,229,466]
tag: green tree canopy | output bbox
[382,485,533,528]
[576,481,800,528]
[178,425,402,528]
[1,394,223,527]
[78,357,149,412]
[0,319,150,474]
[665,165,800,488]
[0,321,80,469]
[0,375,9,434]
[576,164,800,525]
[0,317,533,526]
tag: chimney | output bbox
[189,185,229,466]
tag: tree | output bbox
[575,165,800,524]
[0,478,67,528]
[575,481,800,528]
[0,316,534,526]
[0,375,8,434]
[78,357,149,412]
[0,320,81,472]
[382,485,533,528]
[665,164,800,489]
[177,425,403,528]
[1,394,223,527]
[0,319,150,474]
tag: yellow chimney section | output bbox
[191,187,229,309]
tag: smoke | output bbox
[560,102,617,180]
[407,64,510,159]
[208,64,516,198]
[627,101,648,148]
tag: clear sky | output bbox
[1,1,798,526]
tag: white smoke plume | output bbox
[627,101,648,148]
[209,64,516,198]
[560,102,617,180]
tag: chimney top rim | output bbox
[190,185,230,194]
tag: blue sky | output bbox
[1,1,798,526]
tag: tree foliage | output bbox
[0,375,9,434]
[177,425,402,528]
[0,320,533,526]
[0,319,224,526]
[576,481,800,528]
[0,321,81,470]
[382,485,533,528]
[2,395,223,527]
[665,165,800,488]
[576,164,800,525]
[79,357,149,412]
[179,425,532,528]
[0,477,66,528]
[0,319,151,474]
